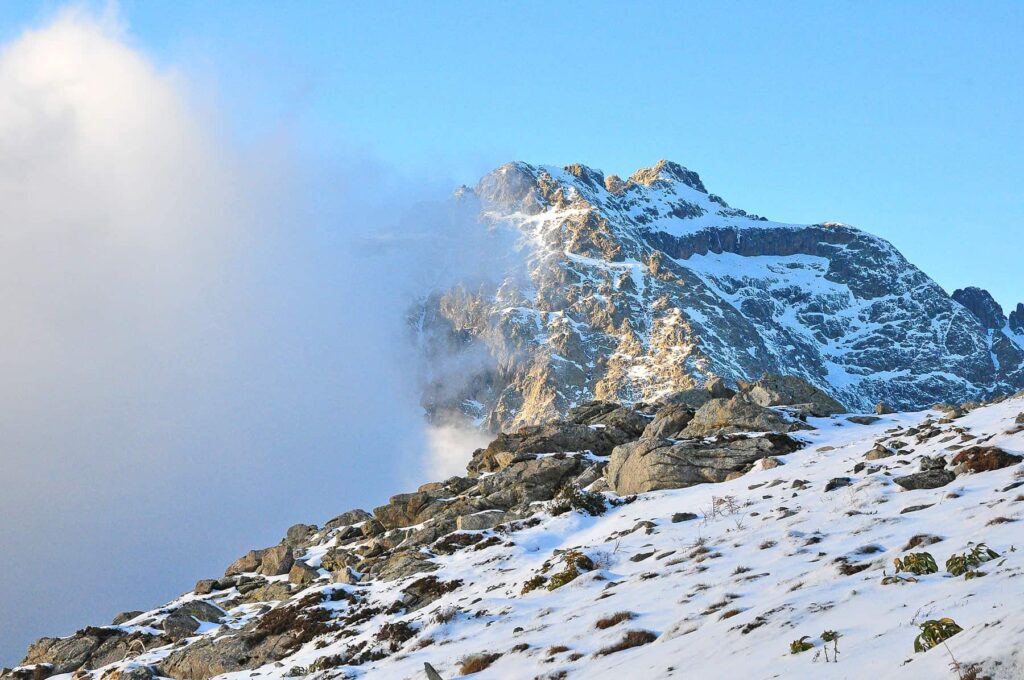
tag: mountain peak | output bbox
[420,160,1024,430]
[1010,302,1024,334]
[952,286,1006,330]
[628,159,707,193]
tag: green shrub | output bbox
[790,636,814,654]
[894,552,938,575]
[523,549,595,594]
[553,485,607,517]
[946,544,999,577]
[546,550,594,591]
[547,567,580,591]
[521,575,547,594]
[914,618,963,652]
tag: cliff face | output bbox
[418,160,1024,431]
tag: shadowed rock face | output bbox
[1010,303,1024,335]
[953,287,1005,330]
[417,160,1024,431]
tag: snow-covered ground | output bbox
[17,396,1024,680]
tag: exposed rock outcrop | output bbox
[466,420,633,475]
[20,629,167,676]
[893,469,956,490]
[740,374,846,416]
[951,446,1022,474]
[157,632,289,680]
[606,433,802,494]
[681,396,808,437]
[641,404,695,439]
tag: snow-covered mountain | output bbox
[417,160,1024,431]
[6,160,1024,680]
[7,382,1024,680]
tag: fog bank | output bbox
[0,10,508,663]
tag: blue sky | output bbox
[3,1,1021,307]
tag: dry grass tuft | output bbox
[595,611,636,629]
[459,652,501,675]
[596,630,657,656]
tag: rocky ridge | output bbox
[5,377,1024,680]
[416,160,1024,431]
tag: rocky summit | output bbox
[417,160,1024,431]
[5,377,1024,680]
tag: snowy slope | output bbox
[418,161,1024,430]
[11,394,1024,680]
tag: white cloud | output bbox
[0,8,515,663]
[424,423,491,479]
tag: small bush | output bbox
[596,630,657,656]
[914,618,963,652]
[459,652,501,675]
[790,636,814,654]
[595,611,635,629]
[546,550,594,591]
[547,568,580,591]
[946,544,999,577]
[521,575,547,594]
[894,552,938,575]
[553,485,607,517]
[375,621,417,651]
